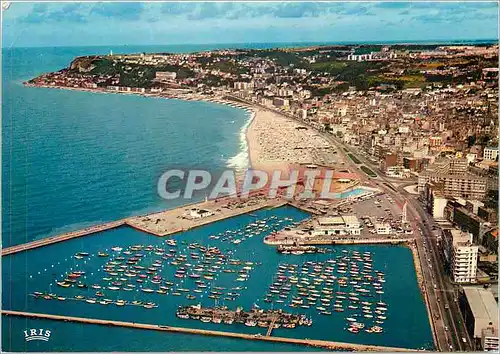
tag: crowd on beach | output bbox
[247,109,339,170]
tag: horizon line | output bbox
[3,38,499,50]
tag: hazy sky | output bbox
[2,2,498,47]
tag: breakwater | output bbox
[1,198,287,256]
[2,310,418,352]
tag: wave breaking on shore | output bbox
[226,110,255,174]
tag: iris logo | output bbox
[23,329,51,342]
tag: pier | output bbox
[1,221,125,256]
[305,237,412,246]
[265,235,412,246]
[266,315,278,336]
[126,198,288,237]
[2,310,418,352]
[1,197,288,256]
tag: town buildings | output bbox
[419,157,488,201]
[460,286,499,351]
[442,229,478,284]
[483,147,498,161]
[312,216,362,236]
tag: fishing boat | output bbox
[245,320,257,327]
[111,247,123,252]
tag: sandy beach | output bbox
[246,108,340,172]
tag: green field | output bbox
[361,165,377,177]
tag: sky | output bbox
[1,1,499,48]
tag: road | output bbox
[327,136,472,352]
[226,95,473,351]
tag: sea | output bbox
[2,43,436,351]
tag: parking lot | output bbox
[333,192,412,238]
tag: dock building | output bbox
[312,216,362,236]
[459,286,499,351]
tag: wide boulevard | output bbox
[329,135,473,352]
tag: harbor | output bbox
[1,196,287,256]
[3,204,434,350]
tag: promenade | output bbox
[2,310,418,352]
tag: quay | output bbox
[126,198,288,237]
[1,197,288,257]
[1,221,125,256]
[305,237,412,246]
[2,310,418,352]
[266,315,278,336]
[176,305,312,328]
[265,236,412,246]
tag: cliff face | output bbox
[69,56,101,73]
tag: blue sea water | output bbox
[2,46,251,248]
[2,44,433,351]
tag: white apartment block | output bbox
[483,147,498,161]
[482,327,499,352]
[233,81,254,91]
[443,229,478,283]
[375,223,391,235]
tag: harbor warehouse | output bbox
[459,287,499,351]
[312,216,362,236]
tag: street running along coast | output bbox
[13,74,436,351]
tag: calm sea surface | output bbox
[2,44,433,351]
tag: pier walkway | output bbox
[1,198,288,257]
[1,221,125,256]
[266,315,278,336]
[2,310,418,352]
